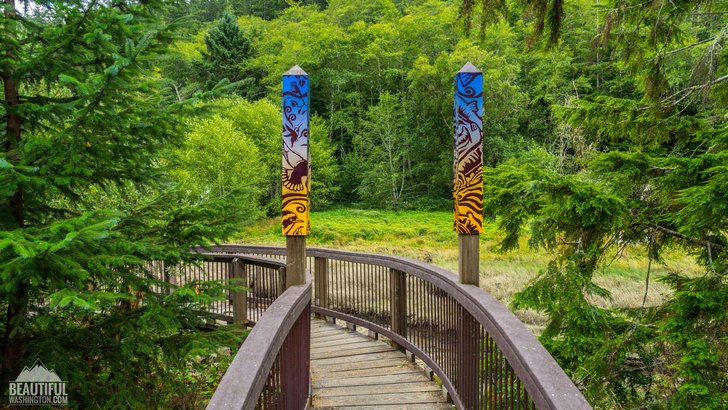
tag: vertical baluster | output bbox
[378,266,383,327]
[383,266,388,328]
[426,281,432,358]
[511,364,516,409]
[335,259,340,313]
[499,349,504,409]
[516,366,520,409]
[441,290,446,378]
[486,332,492,410]
[356,262,365,317]
[355,261,360,317]
[365,262,370,321]
[418,278,424,353]
[351,261,356,316]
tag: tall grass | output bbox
[234,209,699,332]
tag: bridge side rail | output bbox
[207,276,312,410]
[208,244,590,410]
[147,252,286,324]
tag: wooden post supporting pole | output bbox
[458,234,480,286]
[286,235,306,288]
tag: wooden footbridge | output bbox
[177,245,590,410]
[310,319,451,409]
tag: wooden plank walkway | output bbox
[310,319,453,409]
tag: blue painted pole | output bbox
[282,65,310,288]
[453,62,483,286]
[281,65,310,236]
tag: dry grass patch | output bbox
[235,209,702,333]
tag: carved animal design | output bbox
[283,160,308,192]
[453,70,483,234]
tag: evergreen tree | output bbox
[1,0,245,405]
[483,1,728,407]
[460,0,561,45]
[198,11,255,91]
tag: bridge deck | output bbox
[310,319,452,409]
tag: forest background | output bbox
[1,0,726,408]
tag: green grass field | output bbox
[233,209,699,332]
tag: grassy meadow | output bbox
[233,209,700,333]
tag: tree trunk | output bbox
[2,0,28,384]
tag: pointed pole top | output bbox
[458,61,481,74]
[284,65,308,76]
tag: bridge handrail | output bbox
[207,244,590,410]
[198,253,287,271]
[155,251,287,324]
[206,274,312,410]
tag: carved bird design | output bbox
[284,124,300,145]
[283,160,308,192]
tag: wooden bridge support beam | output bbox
[286,235,306,288]
[458,234,480,286]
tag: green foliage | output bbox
[352,91,411,206]
[481,1,728,407]
[2,0,725,407]
[1,0,248,405]
[208,97,340,213]
[171,114,265,220]
[198,12,256,91]
[217,0,529,204]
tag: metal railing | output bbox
[148,252,286,324]
[209,245,591,410]
[206,276,312,410]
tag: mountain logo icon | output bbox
[14,359,63,383]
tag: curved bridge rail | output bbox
[207,276,312,409]
[210,245,590,410]
[147,253,286,324]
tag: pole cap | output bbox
[284,65,308,76]
[458,61,481,73]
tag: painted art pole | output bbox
[453,62,483,286]
[282,65,310,288]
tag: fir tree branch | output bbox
[661,73,728,105]
[659,36,716,57]
[647,223,724,251]
[20,95,79,103]
[25,0,98,68]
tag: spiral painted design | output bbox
[453,70,483,234]
[282,73,310,235]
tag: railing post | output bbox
[231,258,248,327]
[389,268,407,352]
[313,257,328,318]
